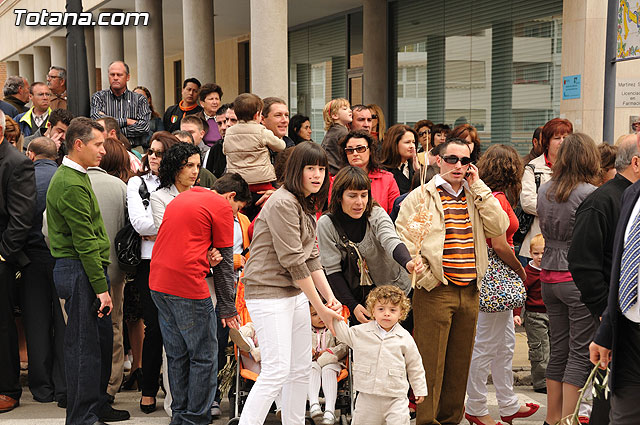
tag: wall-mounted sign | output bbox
[617,79,640,108]
[562,75,581,100]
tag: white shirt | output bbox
[622,195,640,323]
[434,174,469,197]
[375,321,397,339]
[62,156,87,173]
[398,162,409,179]
[127,172,161,259]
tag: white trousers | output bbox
[239,293,312,425]
[352,393,410,425]
[465,310,519,417]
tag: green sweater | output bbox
[46,164,111,294]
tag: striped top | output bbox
[90,88,151,147]
[438,187,476,286]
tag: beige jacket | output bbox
[395,178,509,291]
[519,154,552,257]
[334,319,427,397]
[223,121,286,185]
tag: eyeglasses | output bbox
[418,130,430,137]
[344,145,369,155]
[147,148,164,158]
[440,155,472,165]
[46,74,62,80]
[371,114,378,119]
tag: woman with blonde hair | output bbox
[321,98,352,175]
[367,104,386,144]
[536,133,600,425]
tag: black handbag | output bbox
[513,164,542,245]
[115,177,150,273]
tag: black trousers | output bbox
[20,249,66,402]
[0,261,21,400]
[135,260,163,397]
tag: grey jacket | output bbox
[537,182,596,271]
[321,123,348,176]
[87,168,127,277]
[317,206,411,295]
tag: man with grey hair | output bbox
[0,108,37,413]
[3,76,30,114]
[568,134,640,424]
[47,66,67,110]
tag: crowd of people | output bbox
[0,59,639,425]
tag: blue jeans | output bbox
[53,258,112,425]
[151,290,218,425]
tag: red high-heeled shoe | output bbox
[500,403,540,424]
[465,413,505,425]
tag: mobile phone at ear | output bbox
[465,171,471,178]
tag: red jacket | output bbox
[327,169,400,214]
[514,262,546,316]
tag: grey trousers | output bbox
[541,281,598,388]
[523,310,549,390]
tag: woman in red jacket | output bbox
[337,130,400,213]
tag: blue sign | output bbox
[563,75,581,100]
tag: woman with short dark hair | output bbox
[318,166,421,326]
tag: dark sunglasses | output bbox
[147,148,164,158]
[418,130,430,137]
[441,155,472,165]
[371,114,378,119]
[345,145,369,154]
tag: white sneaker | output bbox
[322,411,336,424]
[123,359,132,371]
[309,403,323,420]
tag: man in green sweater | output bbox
[46,117,129,425]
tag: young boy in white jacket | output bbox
[333,285,427,425]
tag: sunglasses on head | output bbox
[440,155,472,165]
[344,145,369,154]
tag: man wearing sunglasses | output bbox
[396,138,509,425]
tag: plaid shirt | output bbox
[90,87,151,146]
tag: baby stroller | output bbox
[226,280,354,425]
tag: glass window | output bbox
[391,0,563,154]
[289,17,348,142]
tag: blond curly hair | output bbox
[366,285,411,321]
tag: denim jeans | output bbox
[151,290,218,425]
[53,258,112,425]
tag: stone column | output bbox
[363,0,388,117]
[182,0,215,84]
[18,54,34,83]
[33,46,51,83]
[250,0,288,100]
[490,21,514,145]
[98,9,125,89]
[50,36,67,68]
[85,27,97,94]
[6,61,19,77]
[136,0,165,112]
[560,0,607,140]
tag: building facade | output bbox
[0,0,635,151]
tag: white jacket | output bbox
[334,319,427,398]
[519,154,552,257]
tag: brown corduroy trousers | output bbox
[413,283,479,425]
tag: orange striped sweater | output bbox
[438,187,477,285]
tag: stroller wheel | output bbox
[227,418,240,425]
